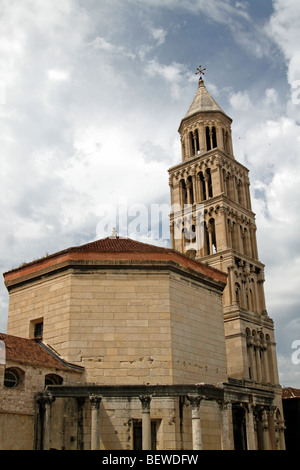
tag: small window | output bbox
[34,322,43,339]
[4,368,21,389]
[45,374,63,386]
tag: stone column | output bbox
[199,124,205,152]
[267,407,277,450]
[244,404,256,450]
[262,410,270,450]
[278,420,286,450]
[204,175,210,200]
[181,135,186,160]
[229,265,237,307]
[254,342,262,383]
[207,225,213,255]
[262,342,270,383]
[192,173,197,204]
[187,395,203,450]
[90,395,102,450]
[139,395,152,450]
[218,401,231,450]
[43,395,55,450]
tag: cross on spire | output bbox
[196,65,206,81]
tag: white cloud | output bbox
[47,68,70,82]
[89,36,136,60]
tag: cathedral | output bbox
[0,71,285,450]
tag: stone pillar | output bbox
[229,265,237,307]
[245,404,256,450]
[204,175,210,200]
[218,401,232,450]
[199,124,205,152]
[181,135,186,161]
[247,337,256,381]
[262,342,270,383]
[187,395,203,450]
[267,407,277,450]
[207,225,213,255]
[262,410,270,450]
[90,395,102,450]
[254,342,262,383]
[192,173,197,204]
[278,420,286,450]
[43,395,55,450]
[139,395,152,450]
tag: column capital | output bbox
[139,395,152,411]
[38,393,55,406]
[89,395,102,410]
[187,394,203,409]
[217,399,231,411]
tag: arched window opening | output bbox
[203,222,210,256]
[245,287,249,311]
[189,131,195,156]
[223,129,229,153]
[249,288,254,312]
[199,172,206,201]
[212,126,217,148]
[45,374,63,387]
[187,176,194,205]
[208,218,217,254]
[231,222,239,251]
[242,228,247,255]
[235,283,241,307]
[4,367,24,389]
[206,126,211,151]
[195,129,200,154]
[180,179,187,207]
[237,180,243,205]
[206,169,213,198]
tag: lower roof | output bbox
[0,333,83,372]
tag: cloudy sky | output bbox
[0,0,299,387]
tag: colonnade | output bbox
[38,389,284,450]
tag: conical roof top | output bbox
[183,79,231,122]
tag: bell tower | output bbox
[168,68,281,392]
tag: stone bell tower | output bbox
[168,68,281,396]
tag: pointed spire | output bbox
[181,65,231,123]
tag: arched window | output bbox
[189,131,195,156]
[203,222,210,256]
[212,126,217,148]
[4,367,24,389]
[235,283,241,306]
[45,374,63,387]
[198,171,206,201]
[208,218,217,254]
[206,169,213,198]
[223,129,229,153]
[194,129,200,154]
[237,179,243,205]
[206,126,211,151]
[180,179,187,207]
[189,130,200,156]
[187,176,194,205]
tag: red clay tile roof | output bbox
[4,236,227,286]
[68,237,169,253]
[0,333,83,372]
[282,387,300,399]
